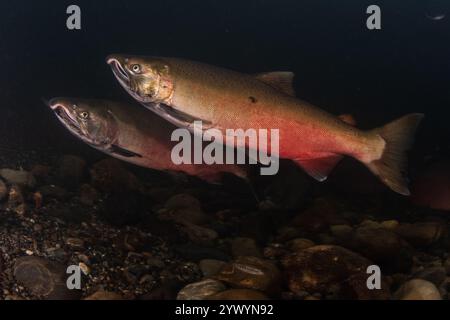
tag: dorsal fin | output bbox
[254,72,295,96]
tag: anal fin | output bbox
[294,154,343,181]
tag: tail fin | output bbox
[367,113,424,195]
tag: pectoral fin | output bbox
[109,144,142,158]
[142,102,212,129]
[294,154,343,181]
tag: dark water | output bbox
[0,0,449,301]
[1,0,449,158]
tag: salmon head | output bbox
[47,97,143,158]
[106,54,174,105]
[47,97,119,147]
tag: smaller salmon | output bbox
[46,98,248,183]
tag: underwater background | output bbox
[0,0,449,300]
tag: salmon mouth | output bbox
[107,58,130,85]
[50,103,82,136]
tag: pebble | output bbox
[139,279,183,300]
[65,237,85,250]
[14,256,80,300]
[199,259,226,277]
[90,158,141,193]
[263,243,289,259]
[0,168,36,188]
[381,220,399,230]
[352,226,413,273]
[56,155,86,189]
[177,279,227,300]
[179,222,218,245]
[161,194,207,225]
[146,257,165,269]
[215,256,281,295]
[394,279,442,300]
[413,267,447,286]
[395,222,446,247]
[30,164,51,179]
[330,224,353,239]
[231,237,262,258]
[176,244,230,262]
[39,185,68,200]
[85,290,124,300]
[0,179,7,201]
[6,184,26,215]
[208,289,268,300]
[165,193,202,211]
[78,262,90,275]
[282,245,372,296]
[287,238,315,251]
[79,184,99,206]
[445,257,450,275]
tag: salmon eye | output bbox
[131,64,141,73]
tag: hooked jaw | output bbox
[47,98,83,136]
[107,55,131,86]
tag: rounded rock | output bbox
[177,279,226,300]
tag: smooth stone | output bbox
[39,185,68,200]
[85,290,124,300]
[291,198,346,233]
[199,259,226,277]
[215,256,281,295]
[275,227,303,243]
[56,155,86,188]
[381,220,399,230]
[330,225,353,239]
[165,193,202,211]
[0,168,36,188]
[79,184,99,206]
[180,222,218,245]
[263,244,289,260]
[231,237,262,258]
[343,272,391,300]
[65,237,85,250]
[394,279,442,300]
[14,256,80,300]
[352,226,413,273]
[0,179,7,201]
[139,279,183,300]
[30,164,51,179]
[413,267,447,286]
[287,238,315,251]
[146,257,165,269]
[176,244,230,262]
[6,184,26,215]
[177,279,226,300]
[90,158,142,193]
[359,219,382,228]
[162,194,207,225]
[444,257,450,275]
[282,245,372,296]
[395,222,446,247]
[208,289,268,300]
